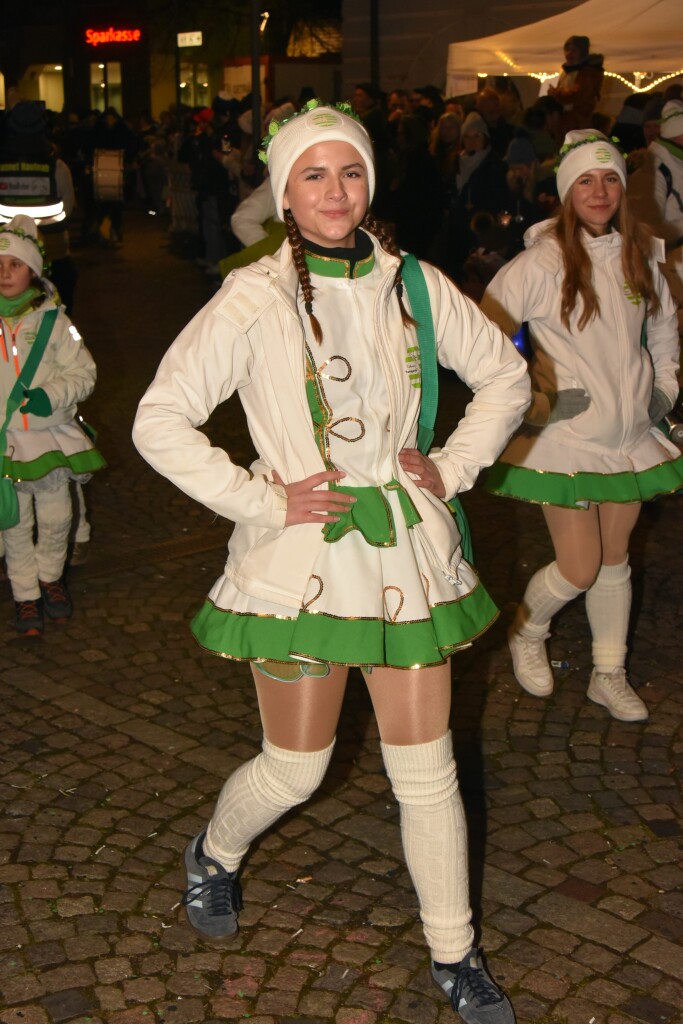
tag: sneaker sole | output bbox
[587,687,649,722]
[180,906,239,945]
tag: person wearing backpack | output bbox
[0,214,104,634]
[134,101,529,1023]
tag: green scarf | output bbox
[0,286,42,319]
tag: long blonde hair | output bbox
[284,210,416,344]
[553,188,660,330]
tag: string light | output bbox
[487,49,683,92]
[528,68,683,92]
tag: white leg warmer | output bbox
[381,732,473,964]
[585,559,631,671]
[515,561,585,638]
[204,738,334,872]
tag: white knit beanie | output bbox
[659,100,683,140]
[0,213,44,277]
[263,102,376,219]
[556,130,626,202]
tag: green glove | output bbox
[21,387,52,417]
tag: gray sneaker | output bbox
[432,947,515,1024]
[181,830,242,942]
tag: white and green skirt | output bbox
[192,483,497,670]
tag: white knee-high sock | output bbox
[381,732,473,964]
[515,561,585,638]
[585,559,631,671]
[205,738,334,872]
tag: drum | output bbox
[93,149,124,203]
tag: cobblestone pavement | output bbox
[1,210,682,1024]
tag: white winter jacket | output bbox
[481,220,680,470]
[0,297,96,431]
[133,236,530,608]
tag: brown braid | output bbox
[361,213,417,328]
[284,210,323,343]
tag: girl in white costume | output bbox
[134,102,530,1023]
[481,130,683,721]
[0,214,104,635]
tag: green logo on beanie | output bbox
[310,111,340,129]
[595,145,612,164]
[0,237,10,251]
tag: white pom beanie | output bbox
[0,213,44,277]
[264,104,376,219]
[556,130,626,203]
[660,100,683,140]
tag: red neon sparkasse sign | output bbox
[85,27,142,46]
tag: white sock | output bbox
[515,561,585,639]
[204,738,334,872]
[585,560,631,671]
[381,732,473,964]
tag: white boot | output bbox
[587,668,649,722]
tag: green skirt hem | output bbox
[3,448,107,482]
[485,455,683,509]
[191,579,499,669]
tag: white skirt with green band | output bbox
[191,482,498,670]
[486,424,683,509]
[4,422,106,490]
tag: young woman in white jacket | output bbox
[481,130,683,723]
[133,102,530,1023]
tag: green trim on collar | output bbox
[304,248,375,279]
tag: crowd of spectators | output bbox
[2,62,682,303]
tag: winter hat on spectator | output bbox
[6,100,47,136]
[659,100,683,139]
[192,107,214,125]
[505,130,536,166]
[262,100,375,219]
[0,214,45,278]
[556,129,626,202]
[461,112,490,139]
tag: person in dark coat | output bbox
[430,112,510,283]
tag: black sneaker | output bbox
[181,829,242,943]
[15,599,44,636]
[39,578,73,622]
[432,947,515,1024]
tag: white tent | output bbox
[446,0,683,95]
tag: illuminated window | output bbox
[90,62,122,112]
[178,62,209,108]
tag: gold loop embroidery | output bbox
[328,417,366,443]
[302,574,324,610]
[383,586,405,623]
[317,355,352,382]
